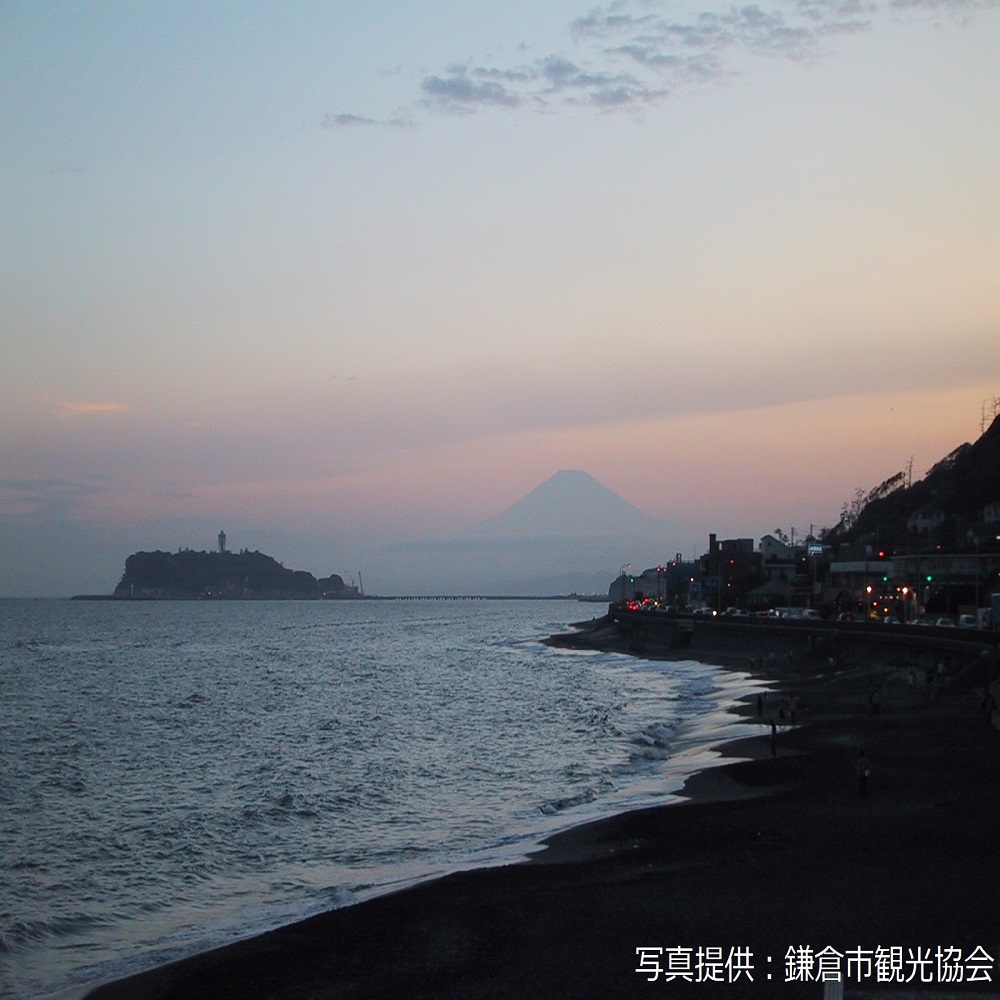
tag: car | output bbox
[692,607,717,617]
[936,617,956,627]
[958,614,978,629]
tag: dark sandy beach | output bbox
[84,622,1000,999]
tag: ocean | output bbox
[1,598,765,1000]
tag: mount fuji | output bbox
[376,470,689,596]
[468,469,670,540]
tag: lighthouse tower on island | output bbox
[218,530,227,554]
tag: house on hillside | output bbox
[908,506,945,535]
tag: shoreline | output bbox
[71,651,766,999]
[82,625,1000,999]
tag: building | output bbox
[760,534,795,582]
[699,534,761,610]
[907,506,945,535]
[982,502,1000,525]
[825,550,1000,619]
[608,558,699,605]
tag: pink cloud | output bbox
[55,400,129,417]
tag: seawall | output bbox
[549,608,1000,690]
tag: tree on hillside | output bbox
[836,471,906,535]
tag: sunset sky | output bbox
[2,1,999,596]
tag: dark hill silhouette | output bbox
[827,412,1000,553]
[114,549,354,599]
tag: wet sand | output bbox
[84,628,1000,999]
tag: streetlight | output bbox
[901,585,917,623]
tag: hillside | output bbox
[827,412,1000,553]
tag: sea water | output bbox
[0,598,766,1000]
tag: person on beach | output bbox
[770,720,777,757]
[857,748,871,797]
[757,693,764,719]
[980,689,997,725]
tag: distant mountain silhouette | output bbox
[469,469,673,539]
[366,470,688,596]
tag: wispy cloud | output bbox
[0,478,99,518]
[53,400,128,417]
[325,0,997,123]
[421,69,524,112]
[889,0,1000,9]
[417,55,663,112]
[570,0,872,72]
[320,112,413,129]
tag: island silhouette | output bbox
[112,543,358,600]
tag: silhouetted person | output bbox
[770,720,777,757]
[981,691,997,725]
[857,748,871,798]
